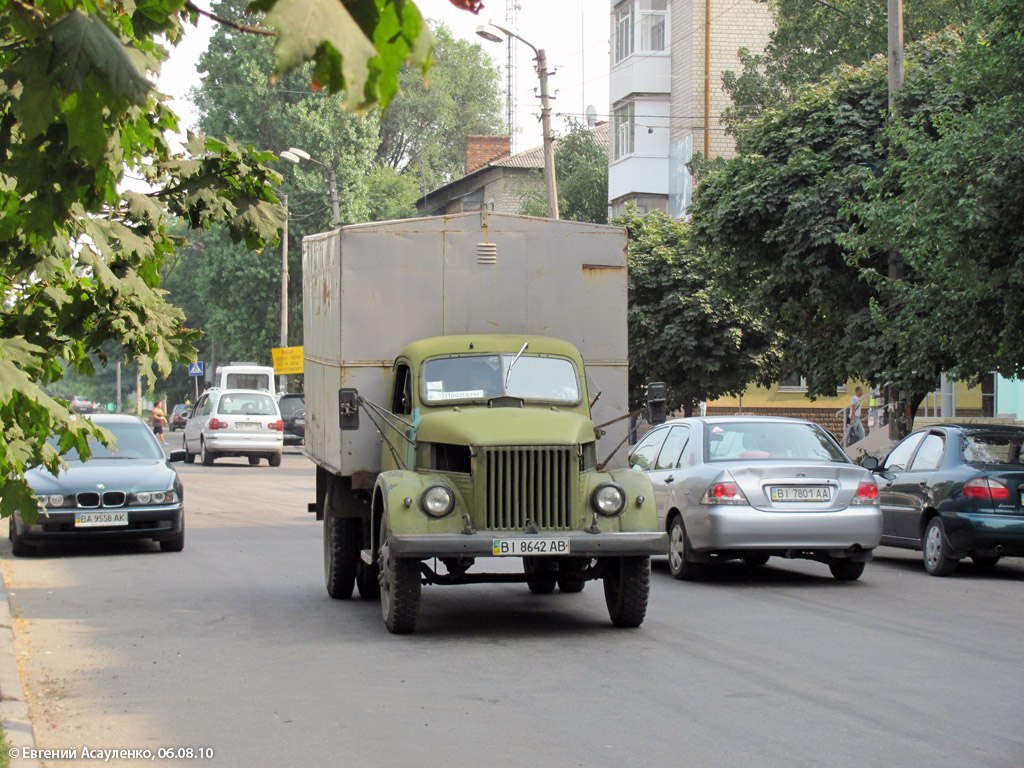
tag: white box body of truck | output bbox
[301,211,630,479]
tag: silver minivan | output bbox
[182,389,284,467]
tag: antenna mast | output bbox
[505,0,519,150]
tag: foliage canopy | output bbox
[0,0,442,518]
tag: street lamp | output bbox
[280,147,341,228]
[476,21,559,220]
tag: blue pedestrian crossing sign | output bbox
[188,361,205,377]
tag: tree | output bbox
[1,0,441,519]
[723,0,971,125]
[618,207,780,416]
[690,26,1016,412]
[185,0,382,364]
[519,121,609,223]
[376,22,503,193]
[845,2,1024,388]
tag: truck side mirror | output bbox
[338,388,360,430]
[647,381,667,425]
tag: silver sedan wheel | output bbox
[669,520,685,574]
[668,516,703,581]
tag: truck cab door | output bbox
[384,361,416,471]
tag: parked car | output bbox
[169,403,189,431]
[863,423,1024,576]
[182,388,284,467]
[277,393,305,446]
[69,395,95,414]
[12,414,186,556]
[628,416,882,580]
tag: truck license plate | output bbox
[492,537,570,556]
[75,511,129,527]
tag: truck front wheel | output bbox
[324,515,360,599]
[379,516,421,634]
[603,556,651,628]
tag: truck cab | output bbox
[327,334,664,633]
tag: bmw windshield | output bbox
[421,354,580,405]
[48,421,164,462]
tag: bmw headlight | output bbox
[591,484,626,517]
[129,491,179,506]
[420,485,456,518]
[37,494,71,509]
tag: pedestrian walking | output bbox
[848,386,866,445]
[151,400,168,445]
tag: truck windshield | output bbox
[422,354,580,404]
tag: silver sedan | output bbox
[628,416,882,580]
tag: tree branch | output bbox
[184,1,275,37]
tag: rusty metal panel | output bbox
[303,212,631,476]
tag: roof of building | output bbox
[417,123,610,206]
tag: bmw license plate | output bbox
[769,486,832,503]
[75,511,128,527]
[492,537,570,556]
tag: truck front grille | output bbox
[483,447,574,531]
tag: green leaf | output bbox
[48,10,150,103]
[259,0,377,109]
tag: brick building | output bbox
[608,0,773,218]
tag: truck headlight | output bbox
[420,485,456,518]
[591,484,625,517]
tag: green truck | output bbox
[302,212,666,633]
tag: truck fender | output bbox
[600,467,659,532]
[369,470,469,561]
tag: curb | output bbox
[0,572,40,768]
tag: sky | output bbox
[157,0,611,153]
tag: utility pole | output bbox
[280,193,289,394]
[887,0,904,113]
[536,48,560,220]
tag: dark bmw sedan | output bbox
[864,423,1024,575]
[11,414,186,556]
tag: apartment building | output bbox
[608,0,773,218]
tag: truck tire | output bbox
[557,557,589,593]
[523,557,557,594]
[324,515,360,599]
[379,515,421,634]
[603,556,650,628]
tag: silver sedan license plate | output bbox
[769,486,832,503]
[75,511,129,527]
[492,537,570,556]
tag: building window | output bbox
[614,2,633,63]
[639,0,667,51]
[614,102,635,159]
[777,373,807,392]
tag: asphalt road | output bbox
[2,450,1023,768]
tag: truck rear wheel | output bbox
[524,557,557,594]
[324,515,360,599]
[603,556,650,628]
[379,516,421,634]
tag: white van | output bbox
[212,363,276,395]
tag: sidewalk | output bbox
[0,571,40,768]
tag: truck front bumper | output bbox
[389,531,669,559]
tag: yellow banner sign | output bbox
[272,346,304,375]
